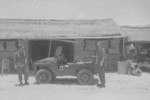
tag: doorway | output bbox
[29,40,50,62]
[28,40,74,65]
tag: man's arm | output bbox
[23,50,28,66]
[14,53,17,69]
[92,53,98,64]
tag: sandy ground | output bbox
[0,73,150,100]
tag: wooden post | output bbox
[122,37,125,57]
[48,40,52,57]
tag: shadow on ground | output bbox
[34,78,98,86]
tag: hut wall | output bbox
[0,40,17,72]
[0,40,28,73]
[74,39,95,61]
[0,38,123,72]
[106,38,122,71]
[74,38,122,72]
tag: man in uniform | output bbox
[95,41,106,88]
[14,44,29,85]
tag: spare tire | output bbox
[77,69,94,85]
[35,69,53,84]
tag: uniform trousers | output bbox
[16,65,28,83]
[96,64,105,85]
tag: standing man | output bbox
[95,41,106,88]
[14,44,29,86]
[126,43,136,59]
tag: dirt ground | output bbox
[0,73,150,100]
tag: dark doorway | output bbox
[28,40,74,70]
[29,40,50,62]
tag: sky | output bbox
[0,0,150,26]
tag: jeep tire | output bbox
[35,69,53,84]
[77,69,94,85]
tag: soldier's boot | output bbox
[24,81,29,85]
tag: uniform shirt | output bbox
[126,44,136,59]
[15,50,26,65]
[95,47,106,66]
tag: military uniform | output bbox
[14,46,29,85]
[95,42,106,88]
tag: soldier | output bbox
[14,44,29,86]
[95,41,106,88]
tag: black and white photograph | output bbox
[0,0,150,100]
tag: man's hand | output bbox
[92,55,97,64]
[95,62,98,64]
[100,62,103,67]
[15,64,17,69]
[92,55,97,58]
[25,58,27,65]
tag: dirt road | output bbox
[0,73,150,100]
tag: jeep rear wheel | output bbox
[35,69,53,84]
[77,69,94,85]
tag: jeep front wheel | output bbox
[77,69,94,85]
[35,69,53,84]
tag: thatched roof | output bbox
[121,26,150,42]
[0,19,125,39]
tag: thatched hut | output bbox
[0,19,126,73]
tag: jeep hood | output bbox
[35,57,55,63]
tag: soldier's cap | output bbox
[96,41,102,46]
[18,44,24,48]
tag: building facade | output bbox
[0,19,126,73]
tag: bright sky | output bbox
[0,0,150,26]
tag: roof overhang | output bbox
[128,40,150,43]
[20,35,127,40]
